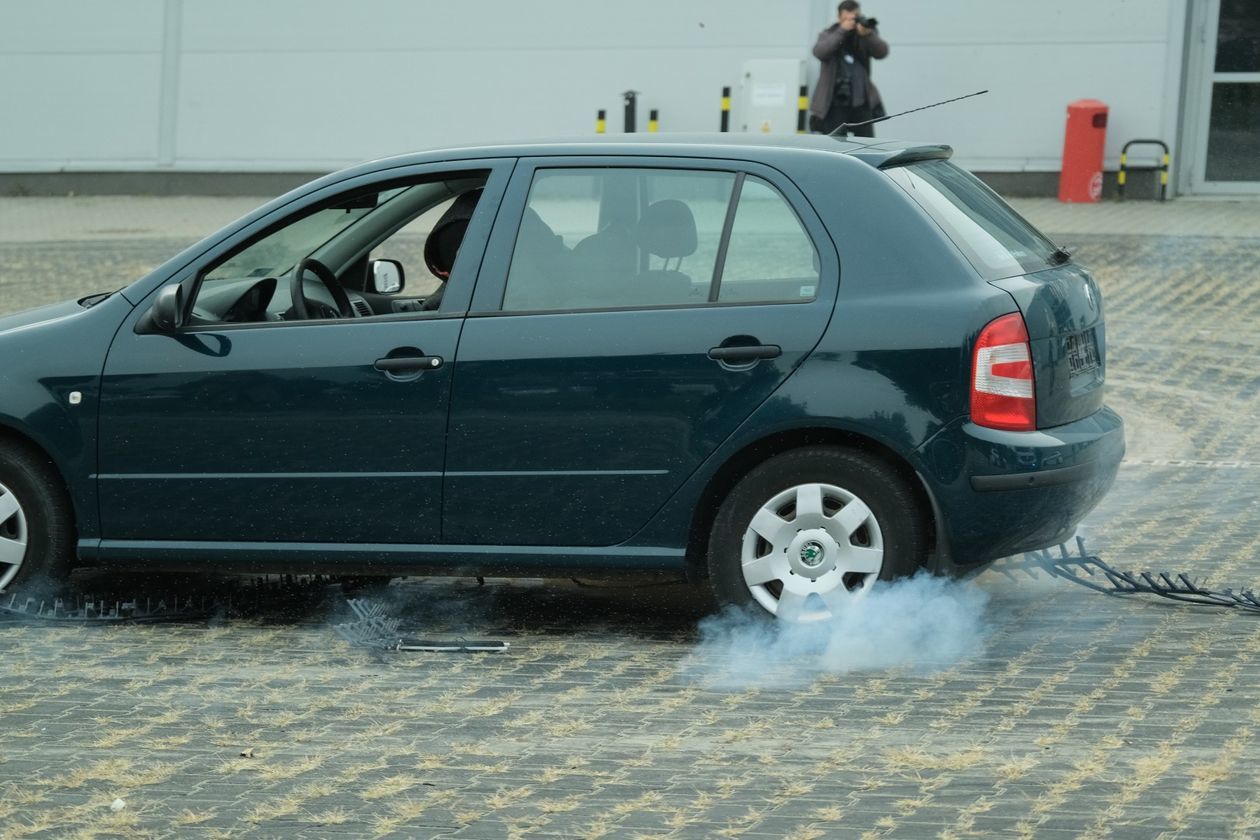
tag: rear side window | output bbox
[502,167,819,312]
[885,160,1059,280]
[503,168,731,311]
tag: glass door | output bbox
[1188,0,1260,193]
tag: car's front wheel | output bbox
[0,440,74,593]
[707,446,928,622]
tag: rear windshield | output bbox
[884,160,1059,281]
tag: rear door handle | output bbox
[374,355,444,373]
[707,344,782,363]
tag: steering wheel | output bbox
[290,257,353,320]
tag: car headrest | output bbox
[637,200,697,259]
[572,223,636,273]
[516,206,566,256]
[424,188,483,280]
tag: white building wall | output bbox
[0,0,166,167]
[0,0,1188,175]
[872,0,1189,174]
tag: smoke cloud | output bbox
[683,571,990,689]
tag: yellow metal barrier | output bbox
[1118,139,1170,201]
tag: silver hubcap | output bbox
[0,480,29,592]
[740,482,884,622]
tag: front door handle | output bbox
[707,344,782,364]
[374,355,444,373]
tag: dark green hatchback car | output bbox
[0,134,1123,622]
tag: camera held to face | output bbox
[857,15,878,29]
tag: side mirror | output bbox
[150,284,185,332]
[369,259,405,294]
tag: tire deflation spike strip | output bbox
[990,536,1260,613]
[332,598,510,653]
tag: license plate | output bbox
[1065,329,1100,375]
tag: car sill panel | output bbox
[88,540,687,573]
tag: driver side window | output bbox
[187,173,489,325]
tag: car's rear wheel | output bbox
[707,446,927,622]
[0,441,74,593]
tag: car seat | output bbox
[634,199,697,305]
[570,222,638,307]
[502,207,573,310]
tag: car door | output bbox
[443,157,839,546]
[96,160,512,549]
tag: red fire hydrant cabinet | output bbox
[1059,99,1108,203]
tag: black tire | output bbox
[706,446,928,620]
[0,440,76,593]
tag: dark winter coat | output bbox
[809,24,890,119]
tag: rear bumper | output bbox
[918,405,1125,568]
[969,460,1094,491]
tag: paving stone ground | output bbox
[2,195,1259,839]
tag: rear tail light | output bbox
[971,313,1036,431]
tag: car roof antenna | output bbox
[830,89,989,137]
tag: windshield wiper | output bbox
[78,290,119,308]
[1050,245,1075,265]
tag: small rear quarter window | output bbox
[717,176,820,303]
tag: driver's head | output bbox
[424,188,483,280]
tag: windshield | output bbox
[206,188,406,281]
[885,160,1060,280]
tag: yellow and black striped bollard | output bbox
[720,86,731,133]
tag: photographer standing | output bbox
[810,1,889,137]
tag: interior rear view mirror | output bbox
[370,259,405,294]
[331,192,379,211]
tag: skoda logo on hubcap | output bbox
[799,541,825,568]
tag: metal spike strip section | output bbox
[0,574,338,623]
[332,598,509,653]
[1121,458,1260,469]
[0,592,216,622]
[992,537,1260,614]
